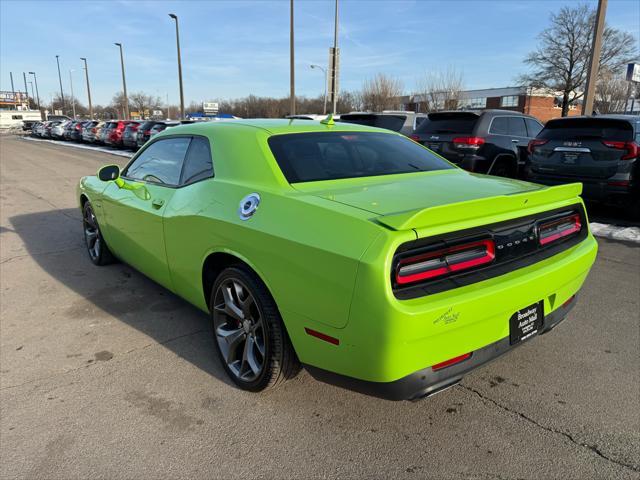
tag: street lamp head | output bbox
[169,13,177,19]
[29,71,35,75]
[80,57,86,61]
[115,42,121,47]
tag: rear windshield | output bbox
[539,118,633,141]
[338,114,407,132]
[415,113,478,135]
[268,131,454,183]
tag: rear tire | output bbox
[210,266,300,392]
[489,156,516,178]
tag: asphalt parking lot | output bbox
[1,135,638,480]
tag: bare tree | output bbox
[415,67,465,112]
[129,92,162,119]
[110,91,128,119]
[594,71,632,114]
[360,74,404,111]
[520,3,636,117]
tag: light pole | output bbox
[310,64,328,114]
[80,58,93,119]
[168,14,185,120]
[55,55,65,111]
[329,0,339,114]
[28,72,42,119]
[289,0,295,115]
[114,43,129,118]
[22,72,30,109]
[69,70,77,119]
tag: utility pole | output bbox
[582,0,607,116]
[22,72,30,109]
[114,43,130,118]
[169,14,185,120]
[29,72,42,119]
[329,0,339,114]
[80,58,93,119]
[289,0,295,115]
[55,55,65,111]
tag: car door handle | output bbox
[151,198,165,209]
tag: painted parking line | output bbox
[22,136,134,158]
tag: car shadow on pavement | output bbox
[9,208,235,387]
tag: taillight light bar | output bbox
[602,140,638,160]
[396,239,495,285]
[527,138,548,154]
[538,214,581,246]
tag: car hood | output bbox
[293,170,544,217]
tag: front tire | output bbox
[82,201,115,266]
[211,266,300,392]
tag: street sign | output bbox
[626,63,640,83]
[152,110,163,117]
[203,102,219,114]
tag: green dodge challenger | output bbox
[77,118,597,400]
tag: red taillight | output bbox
[527,138,548,154]
[538,214,581,246]
[409,134,421,143]
[453,136,485,148]
[75,124,82,130]
[602,140,638,160]
[92,128,97,133]
[607,180,630,187]
[432,352,472,371]
[395,239,495,285]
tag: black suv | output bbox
[411,110,543,178]
[338,111,428,136]
[527,115,639,213]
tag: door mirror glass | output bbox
[98,164,120,181]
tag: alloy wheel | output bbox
[213,278,266,382]
[83,205,101,261]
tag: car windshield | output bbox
[268,131,454,183]
[538,118,634,141]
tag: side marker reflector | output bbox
[431,352,472,371]
[305,328,339,346]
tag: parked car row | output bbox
[29,119,193,150]
[339,109,638,214]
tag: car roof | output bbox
[546,115,639,124]
[158,118,391,136]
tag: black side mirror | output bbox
[98,165,120,181]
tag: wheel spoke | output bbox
[245,335,261,376]
[240,294,256,321]
[221,284,244,322]
[216,325,245,363]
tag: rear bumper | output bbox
[305,294,577,401]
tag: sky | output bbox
[1,0,639,108]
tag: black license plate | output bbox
[509,301,543,345]
[427,143,440,151]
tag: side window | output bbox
[508,117,527,137]
[181,137,213,185]
[525,118,543,138]
[124,137,191,185]
[490,117,509,135]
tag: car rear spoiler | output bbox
[376,183,583,231]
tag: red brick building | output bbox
[402,86,581,123]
